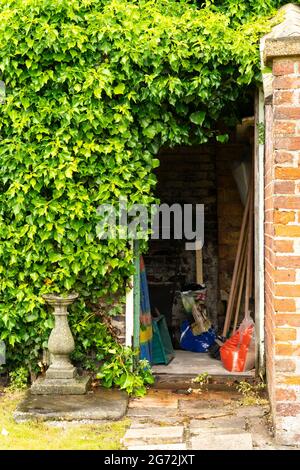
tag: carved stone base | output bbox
[46,364,77,380]
[31,375,91,395]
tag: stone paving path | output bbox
[121,389,281,450]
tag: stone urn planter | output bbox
[31,293,90,395]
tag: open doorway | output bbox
[128,111,263,382]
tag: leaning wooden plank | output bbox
[222,182,251,337]
[233,239,248,333]
[245,180,254,318]
[225,218,248,335]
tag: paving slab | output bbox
[122,387,289,450]
[191,432,253,450]
[128,444,187,450]
[131,417,186,428]
[236,405,270,418]
[129,393,178,409]
[13,387,128,422]
[190,416,245,428]
[127,407,178,418]
[247,416,274,448]
[179,399,232,412]
[178,402,234,419]
[190,416,246,433]
[123,426,184,446]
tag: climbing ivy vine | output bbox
[0,0,290,378]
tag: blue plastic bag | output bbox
[180,320,216,353]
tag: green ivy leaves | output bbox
[190,111,206,126]
[0,0,276,376]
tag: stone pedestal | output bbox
[31,293,90,395]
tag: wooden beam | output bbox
[196,248,203,284]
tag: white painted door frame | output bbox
[254,87,265,375]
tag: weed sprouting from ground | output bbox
[192,372,212,392]
[236,381,269,406]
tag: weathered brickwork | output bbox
[266,56,300,445]
[264,103,276,419]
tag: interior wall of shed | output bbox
[143,141,250,344]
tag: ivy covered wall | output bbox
[0,0,290,372]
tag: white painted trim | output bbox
[254,87,265,375]
[125,276,134,347]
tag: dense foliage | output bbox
[0,0,291,386]
[72,317,154,395]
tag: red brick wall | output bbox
[266,57,300,444]
[265,104,276,412]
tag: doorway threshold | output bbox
[152,350,255,389]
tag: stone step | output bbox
[191,432,253,450]
[123,426,185,447]
[191,428,247,436]
[127,444,187,450]
[154,374,255,390]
